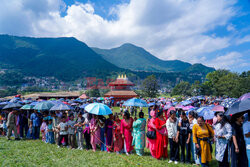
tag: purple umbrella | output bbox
[238,93,250,101]
[182,105,194,111]
[175,104,184,109]
[212,105,224,112]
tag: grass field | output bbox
[0,107,218,167]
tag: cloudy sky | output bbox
[0,0,249,72]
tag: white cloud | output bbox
[0,0,245,70]
[205,52,249,70]
[235,35,250,45]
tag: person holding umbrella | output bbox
[231,113,248,167]
[6,108,20,140]
[243,112,250,167]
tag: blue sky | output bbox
[0,0,249,72]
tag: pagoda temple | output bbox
[104,74,138,105]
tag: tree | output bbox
[141,75,159,98]
[171,81,191,96]
[86,88,100,97]
[190,80,201,96]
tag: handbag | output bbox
[146,131,156,139]
[205,124,213,153]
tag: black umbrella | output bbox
[225,98,250,115]
[3,102,22,109]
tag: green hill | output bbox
[0,35,214,88]
[92,43,214,73]
[0,35,122,81]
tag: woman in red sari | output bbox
[147,110,157,158]
[113,113,123,154]
[154,110,168,160]
[121,111,134,155]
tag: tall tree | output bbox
[141,75,159,98]
[171,81,191,96]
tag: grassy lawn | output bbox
[0,107,218,167]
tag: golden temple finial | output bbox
[118,75,120,79]
[121,74,124,79]
[124,74,127,78]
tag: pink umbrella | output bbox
[212,105,224,112]
[166,107,176,118]
[238,93,250,101]
[182,105,194,111]
[175,104,184,109]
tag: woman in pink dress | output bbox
[90,115,101,152]
[113,113,124,154]
[147,110,157,158]
[121,111,134,155]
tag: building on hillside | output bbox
[104,74,138,105]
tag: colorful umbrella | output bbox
[148,103,156,107]
[79,104,89,109]
[181,100,192,106]
[182,105,194,111]
[50,103,73,111]
[21,104,34,110]
[197,106,214,120]
[212,105,224,112]
[3,102,22,109]
[33,101,54,111]
[225,98,250,116]
[85,103,112,115]
[238,93,250,101]
[123,98,148,107]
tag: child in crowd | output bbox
[57,116,68,148]
[67,114,76,149]
[40,118,47,142]
[46,119,55,144]
[75,112,84,150]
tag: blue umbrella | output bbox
[181,100,192,106]
[172,102,178,106]
[163,104,172,110]
[9,97,21,103]
[225,98,250,116]
[197,96,205,100]
[197,107,214,120]
[186,107,198,116]
[123,98,148,107]
[148,103,156,107]
[3,102,22,109]
[21,104,34,110]
[50,103,73,111]
[30,102,38,106]
[85,103,112,115]
[0,102,9,106]
[33,101,54,111]
[79,104,89,109]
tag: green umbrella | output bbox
[33,101,54,111]
[21,104,34,110]
[49,98,57,101]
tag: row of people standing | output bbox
[147,108,249,167]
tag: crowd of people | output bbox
[0,95,249,167]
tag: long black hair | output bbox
[189,111,198,119]
[215,112,229,129]
[124,111,130,119]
